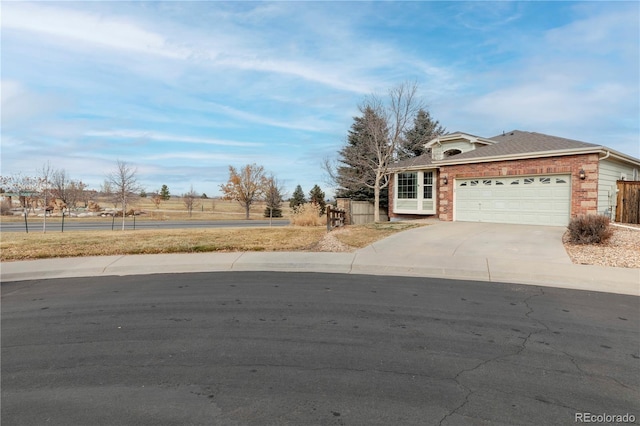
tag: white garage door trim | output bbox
[454,174,571,226]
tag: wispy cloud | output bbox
[1,2,189,59]
[205,103,334,133]
[84,130,262,148]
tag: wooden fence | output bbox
[335,199,389,226]
[326,206,346,231]
[615,180,640,224]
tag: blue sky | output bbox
[2,1,638,198]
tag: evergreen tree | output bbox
[160,184,170,201]
[309,184,326,215]
[335,106,389,208]
[264,175,284,218]
[289,185,306,209]
[400,109,446,158]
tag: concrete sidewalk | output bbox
[2,221,638,296]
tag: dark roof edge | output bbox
[435,146,640,167]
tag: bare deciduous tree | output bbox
[326,82,424,222]
[51,168,87,210]
[151,193,163,209]
[220,164,266,220]
[106,160,141,230]
[38,162,53,233]
[66,180,87,209]
[51,168,69,205]
[182,185,199,217]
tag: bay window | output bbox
[393,170,436,214]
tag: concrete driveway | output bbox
[352,221,575,284]
[367,221,571,264]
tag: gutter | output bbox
[433,146,640,167]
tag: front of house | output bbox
[388,130,640,226]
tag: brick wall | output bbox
[438,153,599,221]
[388,153,599,221]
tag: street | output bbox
[0,219,289,232]
[2,272,638,425]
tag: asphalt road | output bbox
[0,219,289,232]
[2,272,638,426]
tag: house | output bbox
[388,130,640,226]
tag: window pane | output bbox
[423,171,433,185]
[424,185,432,199]
[398,172,417,199]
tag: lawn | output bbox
[0,222,423,262]
[1,196,424,261]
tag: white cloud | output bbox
[1,2,189,60]
[145,152,242,162]
[205,103,334,133]
[1,80,69,129]
[84,130,262,147]
[463,81,628,125]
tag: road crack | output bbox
[438,289,545,425]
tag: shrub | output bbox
[290,203,324,226]
[264,206,282,218]
[567,215,613,244]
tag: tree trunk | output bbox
[42,196,47,234]
[245,204,250,220]
[122,198,126,231]
[374,179,381,223]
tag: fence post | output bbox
[326,205,331,232]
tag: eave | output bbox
[434,146,640,167]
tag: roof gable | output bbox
[424,132,495,148]
[438,130,599,162]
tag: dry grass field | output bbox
[0,227,326,261]
[134,197,294,221]
[0,223,422,261]
[0,197,292,222]
[333,222,422,248]
[1,192,423,262]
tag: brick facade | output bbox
[390,153,600,222]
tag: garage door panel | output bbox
[455,174,571,226]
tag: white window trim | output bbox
[393,170,437,214]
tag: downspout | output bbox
[598,150,612,219]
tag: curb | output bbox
[2,252,638,297]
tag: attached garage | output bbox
[454,174,571,226]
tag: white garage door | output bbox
[455,175,571,226]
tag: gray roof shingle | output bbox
[389,130,603,170]
[391,153,434,169]
[445,130,599,161]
